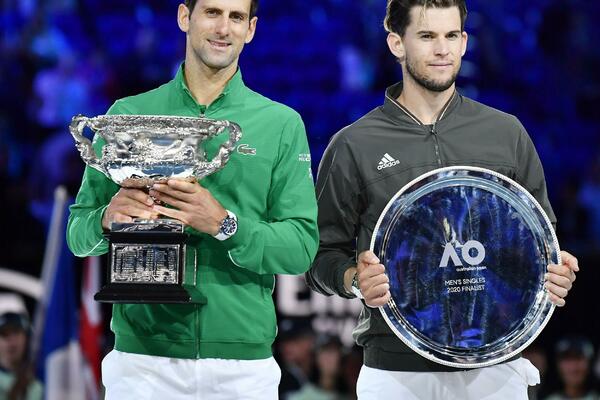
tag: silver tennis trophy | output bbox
[70,114,242,304]
[371,166,560,368]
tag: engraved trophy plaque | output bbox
[371,166,560,368]
[70,114,242,303]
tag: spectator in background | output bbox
[289,335,349,400]
[545,336,599,400]
[277,319,316,399]
[341,345,363,400]
[524,344,551,400]
[0,312,42,400]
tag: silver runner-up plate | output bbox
[371,166,560,368]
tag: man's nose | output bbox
[214,15,231,36]
[433,38,450,56]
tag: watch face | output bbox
[221,216,237,236]
[371,166,559,368]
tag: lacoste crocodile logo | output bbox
[237,144,256,155]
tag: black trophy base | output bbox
[101,219,193,304]
[94,283,192,304]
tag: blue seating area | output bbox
[1,1,599,243]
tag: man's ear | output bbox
[245,16,258,44]
[461,31,468,57]
[387,32,405,62]
[178,4,190,33]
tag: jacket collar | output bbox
[175,63,246,109]
[382,81,459,126]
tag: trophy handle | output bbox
[69,115,106,175]
[194,121,242,179]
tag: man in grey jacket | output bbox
[306,0,579,399]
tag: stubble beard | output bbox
[193,46,237,71]
[405,54,460,92]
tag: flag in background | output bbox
[80,256,103,400]
[32,186,103,400]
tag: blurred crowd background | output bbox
[1,0,599,399]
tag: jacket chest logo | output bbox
[237,144,256,156]
[377,153,400,171]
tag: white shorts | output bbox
[101,350,281,400]
[356,358,540,400]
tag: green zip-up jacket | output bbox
[67,66,319,360]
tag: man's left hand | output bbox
[149,179,227,236]
[545,250,579,307]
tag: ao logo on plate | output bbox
[439,240,486,268]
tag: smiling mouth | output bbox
[208,40,231,49]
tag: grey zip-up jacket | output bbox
[306,82,556,372]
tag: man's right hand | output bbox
[346,250,391,308]
[101,188,158,230]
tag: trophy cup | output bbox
[70,114,242,304]
[371,166,560,368]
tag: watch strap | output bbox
[351,271,363,299]
[214,210,237,241]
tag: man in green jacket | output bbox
[67,0,318,398]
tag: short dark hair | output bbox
[184,0,259,19]
[384,0,467,36]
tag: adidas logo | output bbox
[377,153,400,170]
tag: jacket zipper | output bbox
[429,92,455,167]
[195,303,200,358]
[184,89,220,358]
[430,124,442,166]
[195,105,208,357]
[388,91,455,168]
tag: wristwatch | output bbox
[351,272,363,299]
[214,210,238,241]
